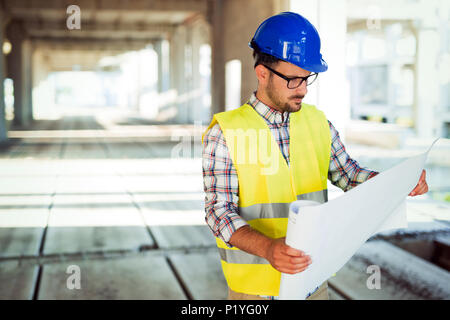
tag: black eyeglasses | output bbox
[262,65,318,89]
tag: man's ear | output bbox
[255,64,269,84]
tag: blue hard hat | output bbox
[249,12,328,73]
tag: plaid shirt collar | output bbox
[248,92,290,125]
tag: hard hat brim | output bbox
[299,59,328,73]
[249,40,328,73]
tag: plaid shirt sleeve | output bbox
[202,123,248,247]
[328,121,379,191]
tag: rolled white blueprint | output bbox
[279,139,439,300]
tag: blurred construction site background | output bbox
[0,0,448,300]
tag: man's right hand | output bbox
[228,226,312,275]
[265,237,312,274]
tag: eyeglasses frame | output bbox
[262,64,318,89]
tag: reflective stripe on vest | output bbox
[237,189,328,221]
[202,103,331,296]
[217,189,328,265]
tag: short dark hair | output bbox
[253,51,282,68]
[251,40,282,68]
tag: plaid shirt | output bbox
[202,93,378,247]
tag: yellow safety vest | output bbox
[202,103,331,296]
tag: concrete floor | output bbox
[0,111,449,300]
[0,113,225,300]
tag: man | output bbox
[202,12,428,300]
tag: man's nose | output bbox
[295,81,308,96]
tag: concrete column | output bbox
[185,26,194,123]
[188,18,210,124]
[190,25,200,124]
[316,0,349,137]
[155,39,170,94]
[210,0,225,116]
[154,39,170,121]
[414,28,439,138]
[32,50,55,119]
[208,0,288,118]
[223,0,276,108]
[0,12,8,143]
[413,9,440,138]
[22,39,32,123]
[6,20,33,127]
[170,25,188,123]
[169,29,178,122]
[290,0,349,138]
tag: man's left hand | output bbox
[409,169,428,196]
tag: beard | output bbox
[266,77,304,113]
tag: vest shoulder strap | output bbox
[202,104,258,143]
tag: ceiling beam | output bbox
[32,37,157,51]
[2,0,207,15]
[24,20,175,40]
